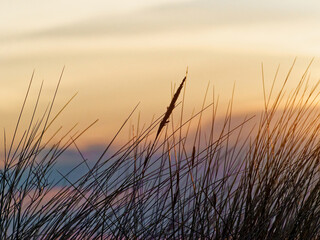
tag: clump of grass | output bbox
[1,62,320,239]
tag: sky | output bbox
[1,0,320,149]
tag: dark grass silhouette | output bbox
[1,62,320,239]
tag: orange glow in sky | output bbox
[1,0,320,147]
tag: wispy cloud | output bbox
[2,0,319,43]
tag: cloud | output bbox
[2,0,318,43]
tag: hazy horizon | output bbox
[1,0,320,148]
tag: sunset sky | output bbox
[1,0,320,148]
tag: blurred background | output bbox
[1,0,320,150]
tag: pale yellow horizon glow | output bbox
[1,0,320,147]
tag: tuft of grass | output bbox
[1,63,320,239]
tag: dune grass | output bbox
[1,62,320,239]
